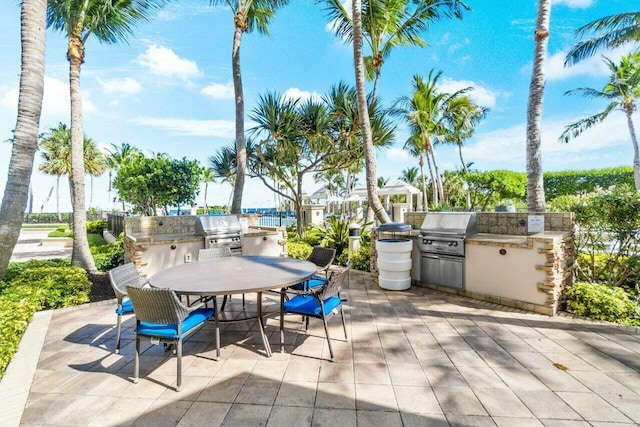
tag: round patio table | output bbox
[149,256,317,357]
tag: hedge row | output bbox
[0,261,91,377]
[543,166,634,200]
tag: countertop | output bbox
[467,231,570,248]
[127,227,279,244]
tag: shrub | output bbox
[565,282,639,325]
[287,240,313,260]
[0,263,91,376]
[336,244,371,272]
[48,228,73,238]
[302,228,324,246]
[87,233,107,248]
[86,220,108,235]
[92,241,125,272]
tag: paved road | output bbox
[10,229,71,262]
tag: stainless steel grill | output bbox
[418,212,477,289]
[195,214,244,255]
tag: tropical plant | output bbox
[525,0,551,212]
[560,52,640,191]
[565,11,640,66]
[465,169,527,211]
[106,143,140,211]
[565,282,639,325]
[0,0,47,280]
[209,0,290,215]
[201,168,216,212]
[323,0,469,98]
[113,153,202,215]
[399,167,419,187]
[39,123,107,215]
[47,0,168,271]
[209,141,239,212]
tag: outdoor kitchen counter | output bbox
[466,231,569,249]
[126,232,203,244]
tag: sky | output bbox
[0,0,637,213]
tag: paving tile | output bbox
[529,369,590,392]
[315,382,355,409]
[400,412,449,427]
[127,399,191,427]
[446,414,497,426]
[356,410,403,426]
[274,381,317,407]
[393,385,442,415]
[510,351,558,370]
[175,401,230,427]
[599,393,640,424]
[514,390,582,420]
[457,366,508,390]
[433,386,487,416]
[493,416,544,426]
[311,408,356,427]
[387,363,428,386]
[196,377,245,403]
[354,362,391,385]
[493,367,549,391]
[267,405,314,427]
[89,397,156,427]
[318,361,354,383]
[446,349,489,367]
[568,370,634,395]
[222,403,272,426]
[355,383,397,411]
[234,378,281,405]
[424,366,468,388]
[540,420,590,427]
[556,392,633,423]
[474,388,534,418]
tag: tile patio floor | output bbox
[3,270,640,426]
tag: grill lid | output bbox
[196,214,242,236]
[420,212,477,237]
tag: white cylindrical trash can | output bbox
[376,223,413,290]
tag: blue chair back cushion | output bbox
[283,295,341,317]
[116,299,134,315]
[289,277,326,291]
[136,308,214,339]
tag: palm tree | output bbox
[324,0,468,98]
[525,0,551,212]
[444,94,488,173]
[47,0,168,271]
[566,12,640,66]
[39,123,107,212]
[201,168,216,212]
[561,52,640,191]
[0,0,47,279]
[209,0,289,215]
[352,0,390,224]
[400,166,419,186]
[209,143,238,212]
[106,142,139,211]
[39,123,70,221]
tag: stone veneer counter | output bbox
[467,231,569,248]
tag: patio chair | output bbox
[280,263,350,362]
[108,263,147,354]
[197,247,242,310]
[125,286,214,391]
[287,246,336,293]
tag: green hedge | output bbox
[544,167,634,200]
[91,241,125,272]
[86,220,108,234]
[287,240,313,260]
[565,282,639,325]
[0,262,91,376]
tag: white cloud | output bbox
[283,87,322,103]
[462,113,630,171]
[553,0,593,9]
[385,147,410,162]
[133,117,235,137]
[97,77,142,95]
[437,78,499,109]
[525,46,628,81]
[137,45,201,81]
[201,81,234,99]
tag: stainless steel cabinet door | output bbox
[420,254,464,289]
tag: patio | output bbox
[3,269,640,426]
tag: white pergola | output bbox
[349,180,423,211]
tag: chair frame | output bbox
[280,264,350,361]
[108,263,147,354]
[126,286,213,391]
[286,246,337,294]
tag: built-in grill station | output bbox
[419,212,477,289]
[195,214,244,256]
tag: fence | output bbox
[257,212,297,228]
[23,212,104,226]
[107,213,125,238]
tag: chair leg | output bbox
[115,314,122,354]
[321,315,334,362]
[214,298,220,359]
[340,306,348,340]
[220,295,228,311]
[133,336,140,383]
[176,339,182,392]
[280,290,285,353]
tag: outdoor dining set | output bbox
[108,247,350,391]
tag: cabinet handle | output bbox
[170,244,177,250]
[499,248,507,255]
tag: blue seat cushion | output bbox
[289,277,326,291]
[136,308,214,339]
[283,295,342,317]
[116,299,134,315]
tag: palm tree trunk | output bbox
[429,144,444,203]
[418,154,429,211]
[0,0,47,279]
[56,175,61,221]
[231,22,246,214]
[525,0,550,212]
[425,149,438,205]
[68,38,97,272]
[352,0,390,225]
[625,108,640,191]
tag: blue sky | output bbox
[0,0,636,212]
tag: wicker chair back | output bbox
[108,263,146,300]
[318,263,351,300]
[126,286,191,325]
